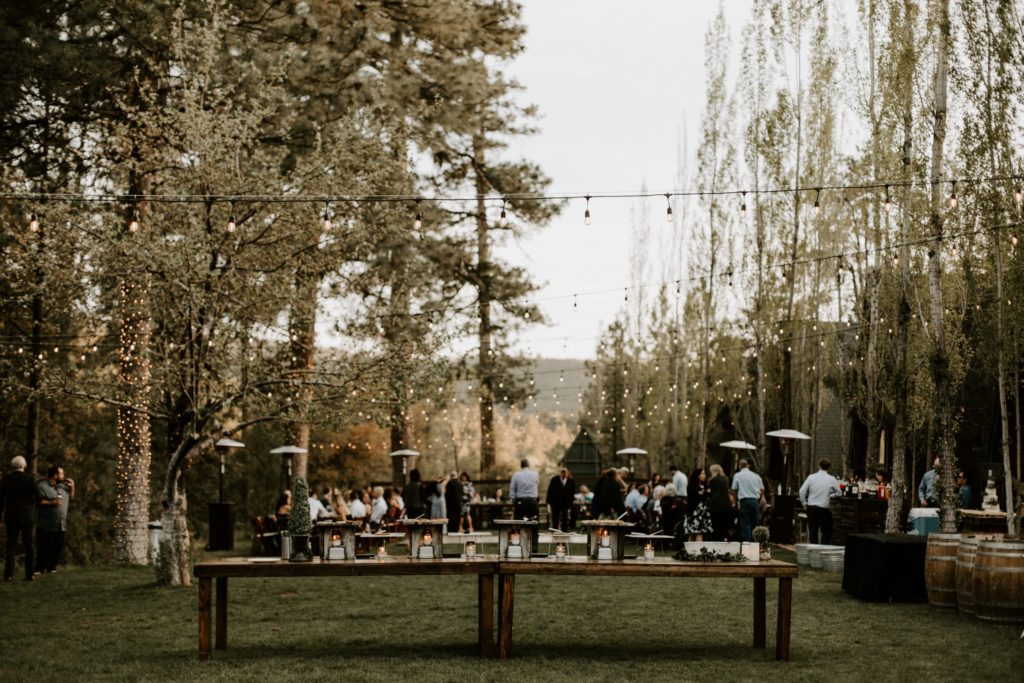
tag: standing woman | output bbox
[684,467,713,542]
[444,470,463,532]
[429,473,449,520]
[458,472,476,532]
[707,464,733,541]
[402,469,425,519]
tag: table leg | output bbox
[215,577,228,650]
[478,573,495,657]
[776,577,792,661]
[753,577,766,648]
[198,577,211,660]
[498,573,516,660]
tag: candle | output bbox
[331,532,342,547]
[510,530,521,546]
[643,543,654,560]
[599,529,610,548]
[555,542,566,558]
[465,541,476,557]
[422,530,433,545]
[376,543,388,559]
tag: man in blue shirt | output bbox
[731,459,764,542]
[918,457,940,507]
[509,459,539,520]
[798,459,842,544]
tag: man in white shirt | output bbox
[798,458,843,544]
[731,460,764,541]
[348,490,367,521]
[307,491,328,523]
[369,486,387,528]
[669,464,688,498]
[509,459,540,520]
[624,484,649,513]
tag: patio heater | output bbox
[207,437,244,551]
[270,444,307,493]
[389,449,419,489]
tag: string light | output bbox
[227,202,236,233]
[584,194,591,225]
[949,180,958,209]
[29,212,39,232]
[1015,180,1022,206]
[128,208,140,233]
[413,199,422,230]
[740,192,747,220]
[884,185,892,213]
[665,193,673,222]
[813,188,821,216]
[499,199,507,228]
[322,201,332,231]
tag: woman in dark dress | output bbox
[684,467,713,541]
[591,468,624,519]
[402,468,425,519]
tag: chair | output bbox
[250,516,280,556]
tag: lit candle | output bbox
[555,542,566,558]
[376,543,388,559]
[331,532,342,548]
[465,541,477,557]
[510,530,521,546]
[422,530,433,545]
[644,543,654,560]
[600,529,610,548]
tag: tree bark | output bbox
[114,169,154,566]
[289,268,317,482]
[474,137,496,475]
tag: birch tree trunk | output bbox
[927,0,958,533]
[474,137,496,474]
[289,268,317,482]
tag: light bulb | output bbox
[949,181,958,209]
[29,213,39,232]
[227,215,236,233]
[1015,185,1022,205]
[413,199,422,230]
[128,209,140,233]
[665,193,673,222]
[584,195,591,225]
[322,202,332,231]
[740,191,747,219]
[1012,234,1019,247]
[884,185,892,213]
[499,205,507,228]
[813,188,821,216]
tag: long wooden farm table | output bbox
[495,557,798,661]
[192,557,498,660]
[193,556,798,662]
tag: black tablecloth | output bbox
[841,533,927,602]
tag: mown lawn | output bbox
[1,548,1020,682]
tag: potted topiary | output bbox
[288,477,313,562]
[752,525,771,561]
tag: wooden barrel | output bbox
[973,539,1024,623]
[925,532,961,608]
[956,534,1003,615]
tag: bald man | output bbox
[1,456,39,581]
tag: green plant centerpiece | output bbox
[752,525,771,561]
[672,547,747,562]
[288,477,313,562]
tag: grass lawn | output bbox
[1,547,1021,682]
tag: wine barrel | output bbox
[956,534,1003,616]
[925,532,961,608]
[973,540,1024,623]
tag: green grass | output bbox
[1,548,1021,682]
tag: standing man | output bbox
[798,459,842,545]
[669,464,688,500]
[918,457,941,507]
[545,468,575,531]
[731,459,764,542]
[444,471,463,533]
[509,458,539,520]
[36,465,74,573]
[1,456,38,581]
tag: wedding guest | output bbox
[308,487,329,522]
[592,468,624,519]
[732,459,764,542]
[348,489,367,523]
[669,464,688,500]
[428,475,448,520]
[956,471,972,509]
[509,459,539,520]
[659,484,686,540]
[798,459,843,544]
[918,457,941,507]
[402,469,426,519]
[36,465,74,573]
[369,486,388,528]
[707,464,733,541]
[458,472,476,532]
[1,456,38,581]
[684,467,713,542]
[445,470,463,532]
[545,468,575,531]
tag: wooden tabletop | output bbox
[194,556,499,578]
[496,557,799,578]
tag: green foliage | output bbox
[288,478,312,537]
[753,526,771,544]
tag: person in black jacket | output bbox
[1,456,39,581]
[545,468,576,531]
[591,468,624,520]
[444,471,463,533]
[402,469,425,520]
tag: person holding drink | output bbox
[37,464,74,573]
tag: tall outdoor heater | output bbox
[765,429,810,544]
[718,440,757,476]
[616,447,647,476]
[207,437,245,551]
[389,449,419,489]
[271,445,307,493]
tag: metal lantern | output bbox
[547,530,573,560]
[496,519,539,560]
[405,519,446,559]
[316,521,360,561]
[582,520,634,560]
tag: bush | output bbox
[288,477,312,536]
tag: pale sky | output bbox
[501,0,751,360]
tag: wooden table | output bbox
[494,558,798,661]
[193,557,498,660]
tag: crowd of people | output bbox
[1,456,74,582]
[272,469,481,534]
